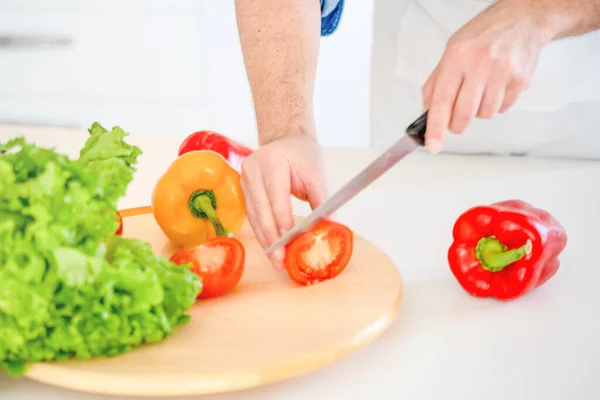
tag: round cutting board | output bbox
[25,206,403,397]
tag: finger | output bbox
[246,179,285,271]
[264,167,294,232]
[250,174,287,271]
[477,67,510,119]
[449,73,486,134]
[240,176,267,251]
[425,62,464,153]
[421,64,440,111]
[499,75,528,113]
[263,163,294,270]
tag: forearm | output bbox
[234,0,321,145]
[514,0,600,40]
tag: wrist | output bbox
[515,0,579,42]
[257,114,316,146]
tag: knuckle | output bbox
[240,156,255,176]
[477,45,494,61]
[264,154,282,171]
[421,84,429,97]
[446,40,469,59]
[256,148,281,169]
[431,89,456,107]
[512,74,530,90]
[436,96,455,109]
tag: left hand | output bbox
[421,0,553,153]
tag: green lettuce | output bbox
[0,123,201,377]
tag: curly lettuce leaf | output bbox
[0,123,201,377]
[77,122,143,205]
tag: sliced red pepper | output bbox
[447,199,567,300]
[284,219,354,285]
[169,236,245,299]
[115,211,123,236]
[178,130,253,174]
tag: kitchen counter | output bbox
[1,124,599,400]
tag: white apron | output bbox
[370,0,600,159]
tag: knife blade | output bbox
[264,111,428,255]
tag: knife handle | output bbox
[406,111,428,146]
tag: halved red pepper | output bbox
[178,130,253,174]
[448,200,567,300]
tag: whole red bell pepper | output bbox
[447,200,567,300]
[178,130,253,174]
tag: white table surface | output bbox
[1,124,599,400]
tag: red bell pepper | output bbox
[447,200,567,300]
[178,130,253,174]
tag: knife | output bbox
[264,111,429,255]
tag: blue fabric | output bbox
[320,0,344,36]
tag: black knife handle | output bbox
[406,111,428,146]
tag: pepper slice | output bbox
[152,150,246,247]
[178,130,253,174]
[284,219,354,285]
[447,199,567,300]
[170,236,245,299]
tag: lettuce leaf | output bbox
[0,123,201,377]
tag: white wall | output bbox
[0,0,374,148]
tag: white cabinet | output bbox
[0,0,211,136]
[0,0,374,147]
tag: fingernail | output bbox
[271,258,285,271]
[274,262,285,271]
[426,138,442,154]
[271,249,285,271]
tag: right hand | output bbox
[240,133,328,271]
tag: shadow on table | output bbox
[383,277,504,339]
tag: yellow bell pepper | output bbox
[152,150,246,247]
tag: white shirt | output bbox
[370,0,600,159]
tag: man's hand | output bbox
[421,0,553,153]
[422,0,600,153]
[240,133,328,271]
[234,0,324,269]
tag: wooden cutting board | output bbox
[24,206,403,397]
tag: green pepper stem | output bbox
[188,190,230,237]
[476,236,532,273]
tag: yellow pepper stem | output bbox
[188,190,231,237]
